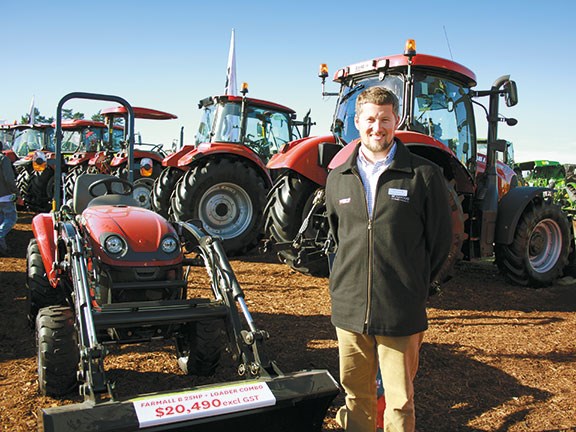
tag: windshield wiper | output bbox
[340,84,365,104]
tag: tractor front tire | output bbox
[433,179,466,288]
[264,172,329,277]
[176,320,223,376]
[495,201,571,287]
[152,167,184,218]
[36,306,79,396]
[26,239,64,327]
[171,158,267,256]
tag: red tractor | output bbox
[12,123,57,211]
[27,92,338,432]
[264,40,572,287]
[152,86,312,256]
[102,105,177,208]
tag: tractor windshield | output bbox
[0,129,13,150]
[333,74,404,143]
[12,127,54,157]
[195,104,216,145]
[412,74,475,165]
[61,127,106,153]
[212,101,293,162]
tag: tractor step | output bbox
[94,299,228,328]
[39,369,340,432]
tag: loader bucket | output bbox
[39,369,339,432]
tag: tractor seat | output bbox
[73,173,139,213]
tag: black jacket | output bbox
[326,139,452,336]
[0,154,18,198]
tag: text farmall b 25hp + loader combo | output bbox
[27,92,338,432]
[264,39,574,288]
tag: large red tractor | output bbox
[152,86,312,256]
[27,92,338,432]
[264,40,572,287]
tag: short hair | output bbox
[355,86,400,117]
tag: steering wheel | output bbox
[88,177,133,198]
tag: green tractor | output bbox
[515,160,576,214]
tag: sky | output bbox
[2,0,575,163]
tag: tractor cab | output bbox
[60,119,120,155]
[196,88,300,163]
[10,123,54,158]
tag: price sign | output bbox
[132,381,276,428]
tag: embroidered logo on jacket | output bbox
[339,197,351,205]
[388,188,409,203]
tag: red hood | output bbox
[81,205,182,266]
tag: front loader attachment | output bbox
[40,369,338,432]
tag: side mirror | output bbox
[504,80,518,107]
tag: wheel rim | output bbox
[133,183,152,209]
[198,182,253,239]
[528,218,562,273]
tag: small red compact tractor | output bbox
[264,39,573,287]
[27,92,338,432]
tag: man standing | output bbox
[0,153,18,256]
[325,86,452,431]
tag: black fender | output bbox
[495,186,551,245]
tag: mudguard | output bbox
[162,144,195,167]
[495,186,550,245]
[31,213,58,287]
[66,152,94,167]
[111,150,164,166]
[267,135,340,185]
[175,142,272,187]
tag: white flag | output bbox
[224,29,237,96]
[28,95,36,125]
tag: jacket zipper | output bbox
[353,169,374,332]
[364,217,374,331]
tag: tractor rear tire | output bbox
[495,201,571,287]
[171,158,267,256]
[176,320,223,376]
[36,306,79,396]
[26,239,64,327]
[264,172,329,277]
[18,167,55,212]
[152,167,184,218]
[63,165,88,201]
[16,167,32,209]
[433,179,466,288]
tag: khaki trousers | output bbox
[335,328,424,432]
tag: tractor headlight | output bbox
[161,236,178,254]
[32,151,47,172]
[104,234,126,255]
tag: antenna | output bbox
[443,25,454,60]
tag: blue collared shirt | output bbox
[356,143,396,217]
